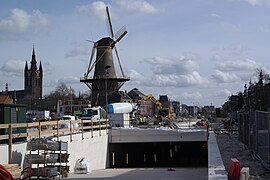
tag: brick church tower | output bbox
[24,47,43,99]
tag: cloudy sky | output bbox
[1,0,270,107]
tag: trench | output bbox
[109,141,207,168]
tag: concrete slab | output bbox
[64,168,208,180]
[110,127,207,143]
[208,131,227,179]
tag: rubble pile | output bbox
[216,134,270,180]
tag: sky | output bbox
[1,0,270,107]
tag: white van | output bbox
[59,115,78,129]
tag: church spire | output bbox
[39,61,43,77]
[32,45,36,62]
[25,61,28,71]
[31,45,37,70]
[39,61,43,70]
[24,45,43,100]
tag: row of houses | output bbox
[0,87,179,119]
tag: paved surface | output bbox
[63,168,208,180]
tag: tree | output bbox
[79,90,91,99]
[256,68,270,84]
[235,91,244,111]
[44,83,76,100]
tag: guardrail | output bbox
[0,119,109,163]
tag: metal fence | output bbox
[238,110,270,166]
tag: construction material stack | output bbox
[26,138,69,178]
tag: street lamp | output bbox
[105,65,111,133]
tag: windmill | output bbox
[80,6,130,107]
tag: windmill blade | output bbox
[106,6,114,38]
[88,46,110,74]
[86,43,97,76]
[114,45,125,77]
[86,39,95,43]
[115,25,127,43]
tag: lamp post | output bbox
[105,65,111,133]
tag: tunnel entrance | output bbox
[109,141,207,168]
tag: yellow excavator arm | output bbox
[139,94,162,109]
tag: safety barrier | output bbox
[0,119,109,164]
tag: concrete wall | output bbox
[0,142,27,166]
[55,130,108,173]
[208,131,227,179]
[0,130,109,173]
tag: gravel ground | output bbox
[215,133,270,179]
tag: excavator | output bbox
[137,94,173,123]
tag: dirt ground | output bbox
[215,133,270,179]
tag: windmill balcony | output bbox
[80,75,130,80]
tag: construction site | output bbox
[1,4,270,180]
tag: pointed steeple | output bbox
[25,61,28,71]
[31,45,36,63]
[39,61,43,71]
[39,61,43,77]
[31,45,37,71]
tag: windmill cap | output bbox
[97,37,114,46]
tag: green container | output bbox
[0,104,27,135]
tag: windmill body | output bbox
[80,7,129,107]
[94,37,116,79]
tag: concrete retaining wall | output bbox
[0,142,27,166]
[56,130,108,172]
[208,131,227,179]
[0,130,109,173]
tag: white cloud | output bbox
[128,69,146,85]
[58,76,80,84]
[216,89,232,97]
[181,92,203,101]
[77,1,108,21]
[212,70,240,83]
[154,74,179,86]
[152,72,208,87]
[222,44,249,56]
[181,71,208,86]
[44,79,58,88]
[143,56,208,87]
[65,45,89,58]
[204,89,232,101]
[45,76,80,88]
[211,13,221,18]
[0,8,49,33]
[244,0,270,6]
[0,60,25,77]
[114,0,158,14]
[144,56,198,75]
[216,58,259,72]
[77,0,158,20]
